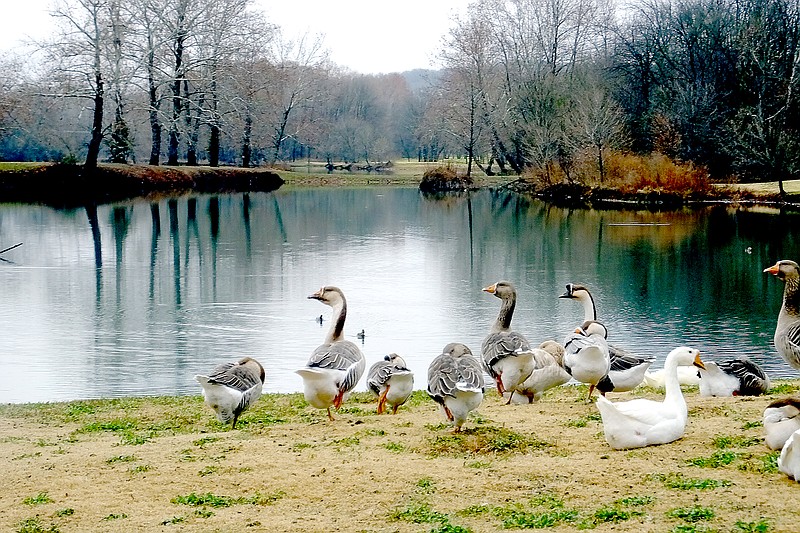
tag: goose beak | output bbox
[764,263,780,275]
[308,287,324,300]
[558,284,573,299]
[693,353,705,370]
[482,283,497,294]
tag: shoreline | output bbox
[2,161,800,209]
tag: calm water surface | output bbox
[1,188,799,403]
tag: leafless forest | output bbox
[0,0,798,188]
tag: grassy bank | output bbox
[2,382,799,532]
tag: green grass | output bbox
[425,425,550,457]
[649,472,732,490]
[712,435,761,449]
[171,491,285,508]
[687,450,740,468]
[23,492,53,506]
[105,454,136,464]
[389,502,449,524]
[734,518,771,532]
[14,517,60,533]
[668,505,715,522]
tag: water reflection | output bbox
[0,189,799,403]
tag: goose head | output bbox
[442,342,473,358]
[308,286,346,307]
[764,260,800,281]
[559,283,590,300]
[667,346,705,369]
[385,352,407,367]
[482,280,516,300]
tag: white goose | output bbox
[596,347,705,450]
[296,286,366,421]
[778,428,800,482]
[427,342,484,432]
[481,281,535,404]
[563,320,611,400]
[763,397,800,451]
[367,353,414,414]
[697,355,770,397]
[194,357,265,429]
[764,260,800,370]
[560,283,654,394]
[505,340,571,404]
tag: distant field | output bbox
[722,179,800,196]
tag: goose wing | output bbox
[482,331,532,375]
[718,356,770,395]
[428,353,484,399]
[781,322,800,360]
[308,340,365,394]
[367,361,393,394]
[207,362,261,392]
[608,348,654,372]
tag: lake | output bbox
[1,187,798,403]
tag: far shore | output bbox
[1,160,800,208]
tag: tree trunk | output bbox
[241,111,252,168]
[85,72,104,172]
[148,43,161,165]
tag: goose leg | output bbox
[505,390,515,405]
[326,407,336,421]
[587,384,596,401]
[377,387,390,414]
[443,404,454,422]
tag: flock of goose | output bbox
[193,259,800,482]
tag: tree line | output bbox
[0,0,798,191]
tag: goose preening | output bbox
[296,286,366,421]
[560,283,654,393]
[427,342,484,432]
[697,355,770,397]
[764,260,800,371]
[194,357,265,429]
[778,428,800,482]
[481,281,535,404]
[763,398,800,451]
[504,340,571,404]
[563,320,611,400]
[367,353,414,414]
[596,347,705,450]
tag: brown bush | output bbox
[419,164,473,192]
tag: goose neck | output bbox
[781,275,800,322]
[578,292,597,322]
[662,355,688,405]
[492,295,515,332]
[325,300,347,343]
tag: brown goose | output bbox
[194,357,265,429]
[481,281,535,404]
[506,340,571,403]
[427,342,484,432]
[367,353,414,414]
[296,286,366,420]
[764,260,800,371]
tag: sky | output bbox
[0,0,471,74]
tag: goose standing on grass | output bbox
[778,428,800,482]
[194,357,265,429]
[697,355,770,397]
[427,342,484,432]
[764,398,800,450]
[481,281,535,404]
[505,340,571,404]
[367,353,414,414]
[296,286,366,421]
[563,320,611,400]
[596,347,705,450]
[764,260,800,370]
[560,283,654,393]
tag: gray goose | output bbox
[563,320,611,399]
[296,286,366,420]
[367,353,414,414]
[560,283,654,394]
[194,357,265,429]
[427,342,484,432]
[697,355,770,397]
[507,340,572,403]
[481,281,535,404]
[764,260,800,371]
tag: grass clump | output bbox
[649,472,732,490]
[687,450,740,468]
[734,518,771,532]
[172,491,285,508]
[426,425,549,457]
[23,492,53,506]
[389,502,449,524]
[15,517,60,533]
[668,505,715,523]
